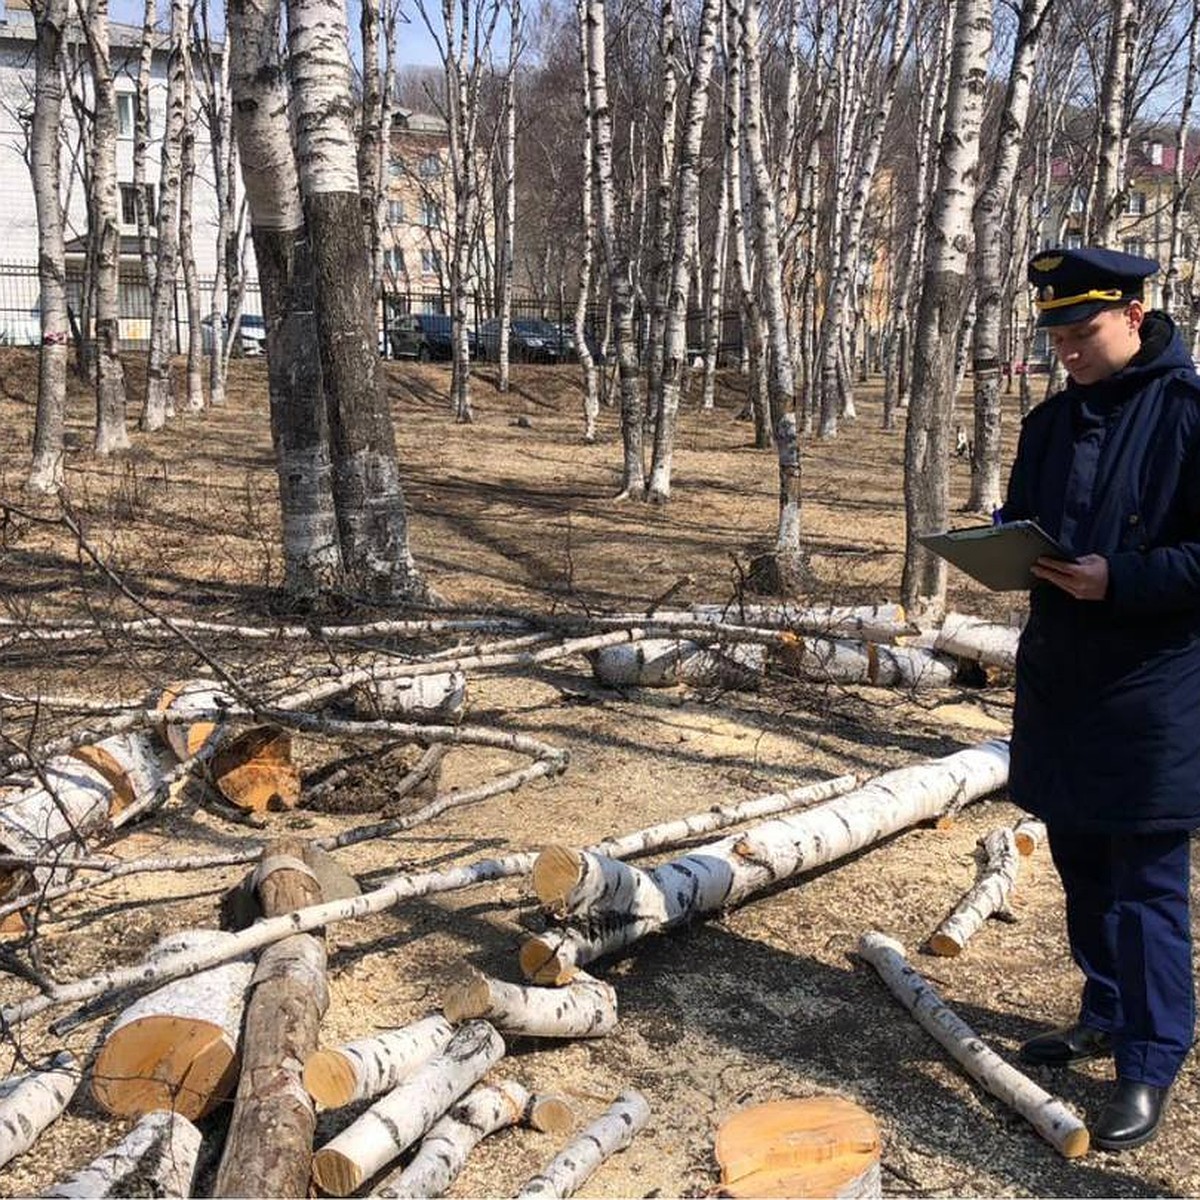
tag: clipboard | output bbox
[918,520,1074,591]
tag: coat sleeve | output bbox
[1107,404,1200,616]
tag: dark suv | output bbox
[478,317,573,363]
[388,313,475,361]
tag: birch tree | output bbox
[287,0,425,601]
[141,0,188,432]
[27,0,71,493]
[573,0,600,438]
[647,0,721,502]
[497,0,519,396]
[587,0,646,498]
[132,0,156,300]
[178,20,204,412]
[1164,2,1200,319]
[901,0,991,613]
[1091,0,1138,244]
[82,0,130,456]
[228,0,343,598]
[967,0,1051,514]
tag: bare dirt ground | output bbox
[0,349,1198,1199]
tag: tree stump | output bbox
[714,1096,881,1198]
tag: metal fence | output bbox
[0,265,744,365]
[0,262,264,354]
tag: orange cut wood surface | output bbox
[715,1095,880,1198]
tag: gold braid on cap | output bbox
[1035,287,1126,311]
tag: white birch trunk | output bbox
[700,33,729,415]
[521,742,1009,982]
[83,0,130,455]
[1092,0,1137,245]
[178,34,205,413]
[1165,7,1199,317]
[353,671,467,721]
[303,1014,455,1108]
[91,929,253,1120]
[443,966,618,1038]
[310,1019,506,1196]
[574,0,600,439]
[513,1090,651,1198]
[921,612,1019,671]
[132,0,157,295]
[901,0,991,614]
[599,602,913,642]
[927,827,1020,956]
[44,1109,201,1198]
[27,0,70,493]
[141,0,188,432]
[497,19,517,400]
[0,1052,78,1170]
[374,1079,572,1199]
[591,638,765,689]
[858,932,1088,1158]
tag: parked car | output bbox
[388,312,476,361]
[200,313,267,356]
[477,317,573,363]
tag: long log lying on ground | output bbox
[777,635,958,689]
[303,1014,455,1108]
[522,742,1010,982]
[923,613,1020,671]
[373,1079,574,1199]
[0,773,857,1028]
[213,839,329,1197]
[310,1019,506,1196]
[443,967,618,1038]
[91,929,253,1120]
[596,603,914,643]
[0,1051,78,1170]
[43,1109,201,1198]
[857,932,1088,1158]
[927,828,1020,957]
[513,1089,651,1198]
[591,640,766,689]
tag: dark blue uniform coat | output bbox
[1004,313,1200,833]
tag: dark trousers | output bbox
[1047,827,1195,1087]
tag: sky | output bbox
[106,0,447,69]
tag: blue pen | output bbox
[991,507,1005,526]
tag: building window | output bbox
[388,157,405,179]
[421,199,442,229]
[119,183,156,228]
[1125,191,1147,216]
[388,199,405,224]
[418,153,442,178]
[117,93,135,138]
[1068,186,1086,215]
[384,247,406,275]
[1147,140,1164,166]
[1065,230,1084,249]
[1122,237,1146,258]
[420,249,441,276]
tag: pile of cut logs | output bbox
[0,600,1077,1197]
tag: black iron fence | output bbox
[0,265,744,366]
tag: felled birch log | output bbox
[777,635,958,689]
[857,932,1088,1158]
[0,1051,78,1170]
[310,1019,506,1196]
[590,640,766,689]
[43,1109,201,1198]
[303,1013,455,1108]
[1014,818,1046,856]
[927,828,1021,957]
[213,838,329,1197]
[354,671,467,721]
[373,1079,574,1199]
[599,603,913,643]
[513,1089,651,1198]
[154,678,232,759]
[443,966,618,1038]
[69,731,176,815]
[91,929,253,1120]
[522,742,1010,983]
[927,612,1020,671]
[208,725,301,812]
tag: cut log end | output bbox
[1061,1127,1090,1159]
[302,1048,359,1109]
[926,933,963,958]
[442,968,492,1024]
[69,744,134,813]
[528,1094,575,1135]
[518,938,576,986]
[213,727,300,812]
[531,845,585,909]
[311,1146,362,1197]
[91,1015,238,1121]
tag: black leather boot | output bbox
[1092,1080,1169,1151]
[1019,1023,1113,1066]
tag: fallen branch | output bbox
[522,742,1010,982]
[443,967,618,1038]
[310,1020,506,1196]
[0,1050,78,1169]
[43,1109,201,1198]
[927,828,1020,957]
[303,1014,455,1109]
[373,1079,573,1199]
[513,1089,651,1198]
[857,931,1087,1159]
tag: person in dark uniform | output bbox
[1001,246,1200,1151]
